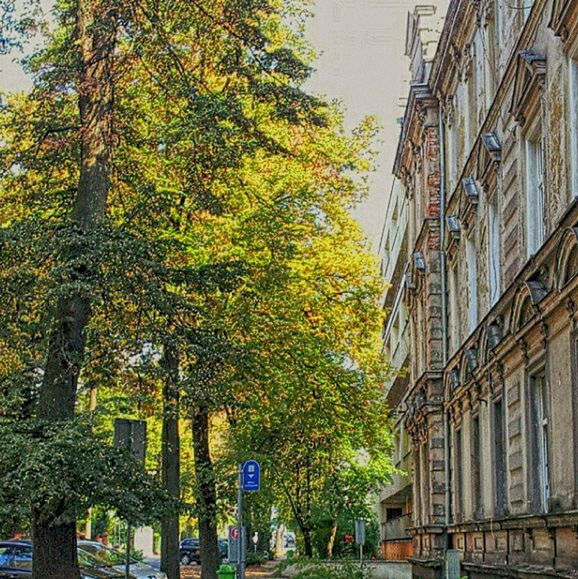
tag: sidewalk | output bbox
[181,562,278,578]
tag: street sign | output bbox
[354,519,366,545]
[242,460,261,492]
[114,418,147,466]
[228,525,241,563]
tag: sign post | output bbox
[228,525,241,564]
[114,419,147,579]
[236,460,261,579]
[354,519,366,567]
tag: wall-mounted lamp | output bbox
[449,369,460,390]
[481,132,502,161]
[487,323,503,351]
[414,252,426,272]
[462,177,480,203]
[446,215,461,239]
[466,348,479,373]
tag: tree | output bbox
[0,0,339,575]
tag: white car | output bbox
[78,541,167,579]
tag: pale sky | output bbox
[0,0,437,247]
[306,0,432,247]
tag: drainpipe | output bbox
[438,101,451,538]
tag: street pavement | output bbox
[181,563,278,578]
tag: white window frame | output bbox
[524,127,545,257]
[532,371,550,512]
[522,0,534,22]
[488,198,501,306]
[449,260,460,353]
[466,235,478,334]
[569,58,578,198]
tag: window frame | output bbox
[488,195,501,306]
[524,122,545,258]
[471,413,483,519]
[466,234,478,334]
[492,397,507,517]
[526,362,551,513]
[569,57,578,199]
[454,427,464,522]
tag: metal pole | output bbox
[359,543,363,566]
[237,463,244,579]
[125,523,131,579]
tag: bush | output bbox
[286,560,371,579]
[246,551,266,567]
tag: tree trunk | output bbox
[32,2,117,578]
[161,344,181,579]
[302,527,313,558]
[326,521,338,559]
[192,405,220,579]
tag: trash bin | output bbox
[217,564,236,579]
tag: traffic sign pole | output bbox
[237,463,244,579]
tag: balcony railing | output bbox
[382,514,413,541]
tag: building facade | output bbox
[387,0,578,576]
[376,176,413,561]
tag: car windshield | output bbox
[78,548,117,569]
[80,543,133,566]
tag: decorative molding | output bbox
[510,50,546,125]
[549,0,578,41]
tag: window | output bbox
[449,260,460,352]
[488,199,501,306]
[466,236,478,333]
[11,547,32,571]
[572,332,578,496]
[462,82,471,163]
[471,415,482,519]
[522,0,534,21]
[529,369,550,512]
[525,129,545,257]
[414,445,422,525]
[454,428,464,521]
[446,122,458,192]
[420,442,430,525]
[569,58,578,198]
[493,398,506,516]
[0,546,12,567]
[484,20,497,109]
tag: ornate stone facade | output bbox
[390,0,578,576]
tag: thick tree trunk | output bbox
[31,1,117,578]
[302,527,313,558]
[326,521,338,558]
[192,405,220,579]
[161,344,181,579]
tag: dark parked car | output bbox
[179,538,228,566]
[78,541,167,579]
[0,541,128,578]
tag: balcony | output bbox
[382,513,413,541]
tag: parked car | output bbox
[179,538,228,566]
[78,540,167,579]
[179,538,200,566]
[0,541,127,578]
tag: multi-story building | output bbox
[388,0,578,576]
[376,176,413,561]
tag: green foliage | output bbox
[0,417,179,536]
[278,559,371,579]
[0,0,393,553]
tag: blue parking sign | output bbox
[242,460,261,492]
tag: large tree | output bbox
[1,1,393,577]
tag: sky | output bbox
[0,0,438,247]
[305,0,423,247]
